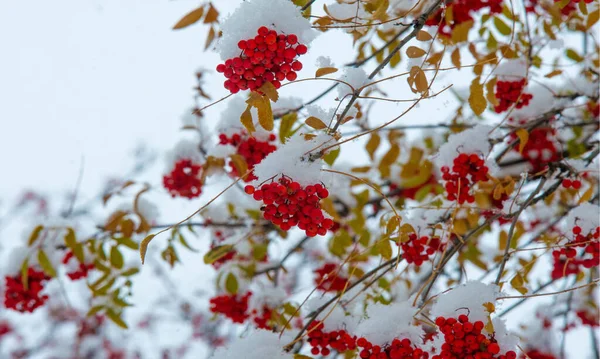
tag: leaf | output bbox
[408,66,428,94]
[121,267,140,277]
[305,116,327,130]
[240,106,256,134]
[252,96,274,131]
[416,30,432,41]
[451,48,461,69]
[451,20,473,43]
[485,78,499,106]
[21,258,29,290]
[587,8,599,29]
[468,77,486,116]
[516,129,529,153]
[28,225,44,246]
[37,249,57,277]
[139,234,156,265]
[493,17,511,36]
[204,245,235,264]
[544,69,563,78]
[365,133,381,160]
[87,305,105,317]
[279,113,297,143]
[110,246,124,269]
[225,273,239,294]
[566,48,584,62]
[106,309,129,329]
[203,4,219,23]
[378,143,400,177]
[323,147,340,166]
[406,46,426,58]
[205,26,216,51]
[178,233,199,252]
[258,82,279,102]
[315,67,338,77]
[378,238,393,260]
[173,6,205,30]
[230,154,249,178]
[579,185,594,204]
[116,237,139,250]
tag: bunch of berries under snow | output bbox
[434,125,497,205]
[246,132,336,237]
[162,140,205,199]
[215,0,316,93]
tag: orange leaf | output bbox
[516,128,529,153]
[406,46,426,58]
[173,6,204,30]
[315,67,338,77]
[203,4,219,23]
[468,77,486,116]
[305,116,327,130]
[416,30,432,41]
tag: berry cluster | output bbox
[357,337,429,359]
[433,315,517,359]
[494,79,533,113]
[426,0,502,36]
[399,234,444,266]
[209,292,251,324]
[576,309,599,327]
[62,251,94,281]
[4,268,50,313]
[551,225,600,279]
[251,305,273,330]
[216,26,307,93]
[163,159,203,199]
[307,321,358,356]
[441,153,489,204]
[511,128,559,172]
[314,263,350,292]
[219,132,277,181]
[244,176,334,237]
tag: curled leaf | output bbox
[139,234,156,264]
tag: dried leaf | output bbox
[365,133,381,160]
[230,154,249,178]
[406,46,426,58]
[173,6,204,30]
[468,77,486,116]
[451,20,473,43]
[544,69,563,78]
[258,82,279,102]
[205,26,216,50]
[485,77,499,106]
[416,30,432,41]
[110,246,124,269]
[587,8,599,29]
[315,67,338,77]
[493,17,511,36]
[323,147,340,166]
[203,4,219,23]
[305,116,327,130]
[451,48,461,69]
[139,234,156,265]
[516,129,529,153]
[566,48,584,62]
[240,105,256,133]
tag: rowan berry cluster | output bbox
[314,263,350,292]
[209,292,251,324]
[162,159,203,199]
[219,132,277,181]
[400,234,444,266]
[494,79,533,113]
[441,153,489,204]
[511,128,559,172]
[251,305,273,330]
[62,251,94,281]
[433,315,517,359]
[216,26,307,93]
[4,268,50,313]
[306,321,358,356]
[426,0,502,36]
[244,177,334,237]
[521,350,557,359]
[551,225,600,279]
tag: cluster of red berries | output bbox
[399,234,444,266]
[357,337,429,359]
[576,309,599,327]
[209,292,251,324]
[551,225,600,279]
[433,315,517,359]
[512,128,559,172]
[219,132,277,181]
[163,159,203,199]
[441,153,489,204]
[62,251,94,281]
[561,178,582,190]
[244,177,334,237]
[251,305,273,330]
[520,351,557,359]
[307,321,358,356]
[426,0,502,36]
[494,79,533,113]
[314,263,350,292]
[216,26,307,93]
[4,268,50,313]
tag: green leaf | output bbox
[110,246,124,269]
[178,233,198,252]
[21,258,29,291]
[37,249,57,277]
[566,48,584,62]
[225,273,239,294]
[493,17,511,36]
[139,234,156,264]
[87,305,105,317]
[203,245,235,264]
[106,309,129,329]
[28,225,44,246]
[121,267,140,277]
[279,112,297,143]
[116,237,139,250]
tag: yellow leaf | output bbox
[406,46,426,58]
[468,77,487,116]
[516,128,529,153]
[110,246,124,269]
[579,185,594,204]
[587,8,599,29]
[416,30,432,41]
[230,154,248,178]
[225,273,239,294]
[21,258,29,290]
[240,105,256,133]
[451,20,473,43]
[258,82,279,102]
[203,4,219,23]
[378,238,393,260]
[173,6,204,30]
[426,52,444,66]
[28,225,44,247]
[485,77,499,106]
[315,67,338,77]
[365,133,381,160]
[386,216,400,235]
[408,66,428,94]
[139,234,156,264]
[279,112,297,143]
[451,48,461,69]
[544,69,563,78]
[37,249,57,277]
[378,143,400,177]
[256,97,274,131]
[204,245,235,264]
[305,116,327,130]
[106,309,129,329]
[493,17,511,36]
[482,302,496,313]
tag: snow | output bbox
[564,203,600,236]
[217,96,255,136]
[337,67,369,98]
[491,317,519,355]
[432,124,493,170]
[326,1,368,21]
[216,0,317,60]
[430,281,501,323]
[248,283,287,310]
[316,56,334,68]
[354,299,424,346]
[510,84,562,122]
[165,139,203,168]
[211,329,292,359]
[253,132,336,187]
[494,59,528,80]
